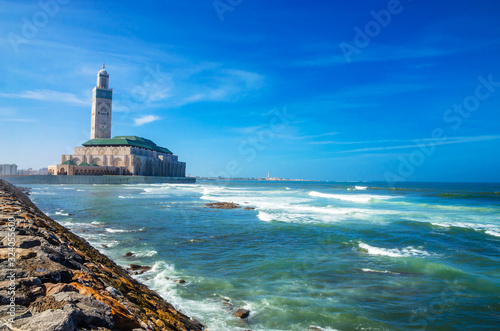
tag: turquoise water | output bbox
[27,181,500,330]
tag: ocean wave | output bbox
[308,191,395,203]
[257,206,396,224]
[485,230,500,238]
[55,211,70,216]
[355,186,367,190]
[361,268,401,275]
[105,228,132,233]
[309,191,397,203]
[431,222,500,237]
[358,242,430,258]
[132,250,158,257]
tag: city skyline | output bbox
[1,0,500,182]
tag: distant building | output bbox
[0,164,17,176]
[49,65,187,177]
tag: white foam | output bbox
[358,242,430,258]
[55,211,70,216]
[105,228,132,233]
[133,250,158,257]
[308,191,394,203]
[432,222,500,237]
[361,268,401,275]
[355,186,367,190]
[485,230,500,238]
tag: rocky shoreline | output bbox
[0,179,204,331]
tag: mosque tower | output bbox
[90,64,113,139]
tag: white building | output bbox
[49,66,187,177]
[0,164,18,176]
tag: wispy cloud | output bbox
[0,118,37,122]
[0,107,37,122]
[0,90,87,105]
[336,135,500,154]
[133,115,161,126]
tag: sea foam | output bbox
[358,242,430,258]
[308,191,394,203]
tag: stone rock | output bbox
[20,304,79,331]
[127,264,151,273]
[205,202,241,209]
[124,252,135,257]
[30,295,68,313]
[1,235,42,249]
[0,248,36,260]
[234,308,250,319]
[53,292,114,328]
[244,207,255,210]
[173,279,186,284]
[45,283,79,296]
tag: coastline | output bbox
[3,175,196,185]
[0,179,204,331]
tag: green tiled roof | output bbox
[62,160,77,165]
[82,136,173,154]
[79,162,98,166]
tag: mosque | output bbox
[48,65,187,178]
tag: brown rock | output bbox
[234,308,250,319]
[45,283,79,296]
[124,252,135,257]
[0,247,37,260]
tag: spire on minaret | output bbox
[91,65,113,139]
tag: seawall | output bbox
[3,175,196,185]
[0,179,204,330]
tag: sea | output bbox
[26,180,499,331]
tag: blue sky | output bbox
[1,0,499,182]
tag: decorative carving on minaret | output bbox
[91,64,113,139]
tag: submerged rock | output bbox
[205,202,241,209]
[234,308,250,319]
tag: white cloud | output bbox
[0,90,87,105]
[336,135,500,154]
[133,115,161,126]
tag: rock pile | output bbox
[0,179,204,331]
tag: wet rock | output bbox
[234,308,250,319]
[173,279,186,284]
[128,264,151,271]
[205,202,241,209]
[244,207,255,210]
[124,252,135,257]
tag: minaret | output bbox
[91,63,113,139]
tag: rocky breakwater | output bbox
[0,179,204,331]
